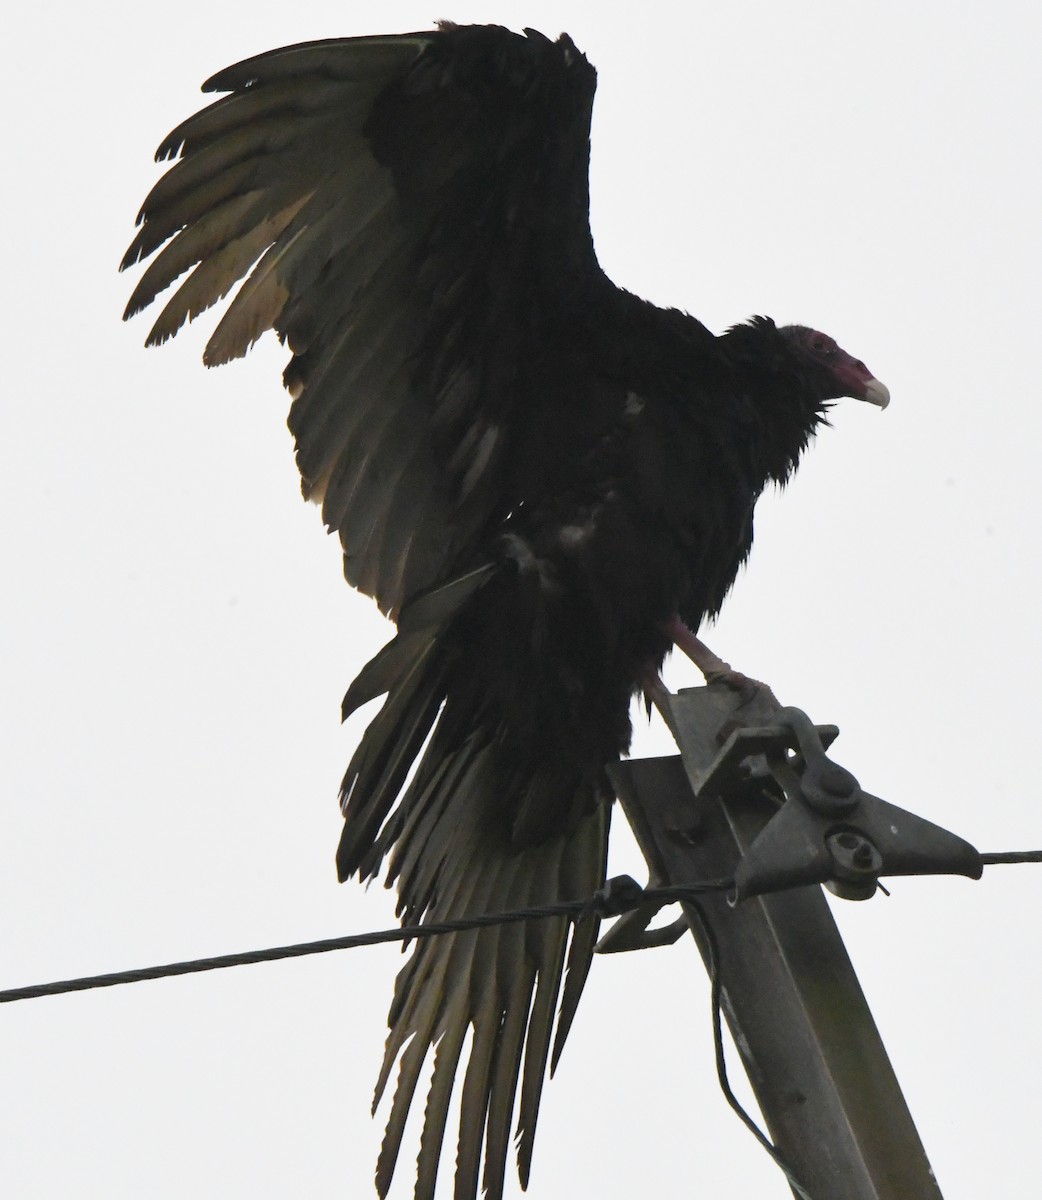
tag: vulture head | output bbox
[780,324,890,409]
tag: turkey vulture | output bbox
[122,22,888,1200]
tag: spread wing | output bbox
[122,24,605,616]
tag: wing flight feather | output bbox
[124,26,605,616]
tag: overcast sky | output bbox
[3,1,1041,1197]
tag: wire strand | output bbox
[684,898,817,1200]
[0,879,731,1005]
[3,850,1037,1006]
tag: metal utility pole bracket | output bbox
[605,682,960,1200]
[679,699,984,901]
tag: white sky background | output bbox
[3,0,1040,1195]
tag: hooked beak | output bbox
[861,377,890,410]
[826,343,890,410]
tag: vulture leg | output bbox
[665,616,777,702]
[667,616,733,680]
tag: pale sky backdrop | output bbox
[3,1,1041,1196]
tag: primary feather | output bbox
[123,22,887,1199]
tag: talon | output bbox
[706,667,775,704]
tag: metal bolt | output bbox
[826,830,883,882]
[821,764,857,798]
[852,841,874,867]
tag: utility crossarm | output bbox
[602,683,975,1199]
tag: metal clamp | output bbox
[697,705,983,901]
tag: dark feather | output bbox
[123,22,887,1199]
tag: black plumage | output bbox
[122,23,888,1199]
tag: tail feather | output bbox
[479,938,530,1200]
[517,828,587,1181]
[414,1008,469,1199]
[336,640,445,882]
[374,1028,432,1196]
[552,881,605,1074]
[374,783,514,1197]
[342,569,612,1199]
[378,780,608,1200]
[337,568,495,883]
[455,993,500,1190]
[385,736,491,924]
[415,841,520,1198]
[341,630,431,718]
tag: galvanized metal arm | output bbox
[602,682,960,1200]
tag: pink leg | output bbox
[665,617,735,680]
[664,616,777,701]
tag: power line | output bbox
[0,877,729,1005]
[4,850,1039,1200]
[3,851,1038,1007]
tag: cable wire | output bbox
[0,878,731,1005]
[2,850,1037,1006]
[685,897,817,1200]
[4,852,1039,1195]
